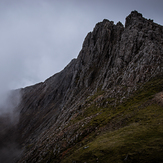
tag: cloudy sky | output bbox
[0,0,163,90]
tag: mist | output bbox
[0,89,21,163]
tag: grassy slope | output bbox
[61,76,163,163]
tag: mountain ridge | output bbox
[1,10,163,162]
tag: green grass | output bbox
[69,89,106,124]
[62,103,163,163]
[60,76,163,163]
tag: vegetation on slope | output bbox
[60,76,163,163]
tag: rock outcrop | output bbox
[2,11,163,162]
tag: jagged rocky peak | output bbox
[79,18,124,70]
[77,10,163,91]
[125,10,143,27]
[82,18,124,49]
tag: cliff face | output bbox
[11,11,163,162]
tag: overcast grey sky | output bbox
[0,0,163,90]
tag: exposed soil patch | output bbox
[154,92,163,106]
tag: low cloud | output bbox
[0,89,21,123]
[0,142,22,163]
[0,90,21,163]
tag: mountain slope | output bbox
[61,76,163,163]
[15,11,163,162]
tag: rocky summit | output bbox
[1,11,163,162]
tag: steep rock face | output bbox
[16,11,163,162]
